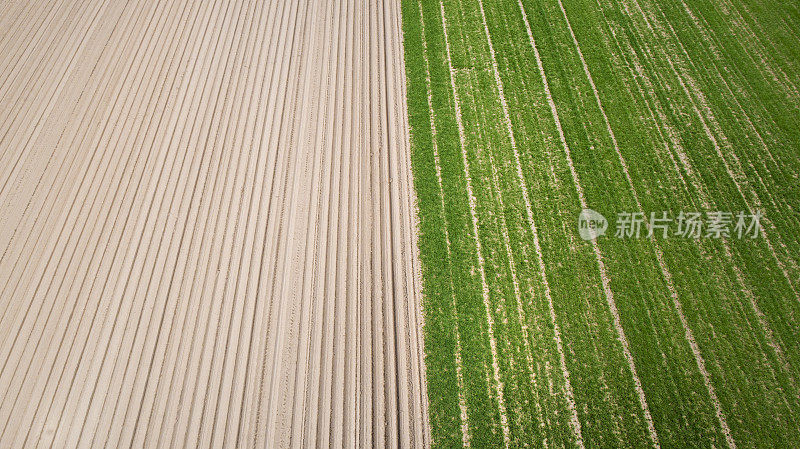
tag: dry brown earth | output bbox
[0,0,429,447]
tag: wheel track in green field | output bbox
[477,0,588,446]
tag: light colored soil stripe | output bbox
[485,143,549,448]
[438,1,511,446]
[432,89,472,448]
[554,3,736,447]
[416,0,471,444]
[515,3,661,447]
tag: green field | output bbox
[401,0,800,446]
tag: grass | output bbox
[402,0,800,446]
